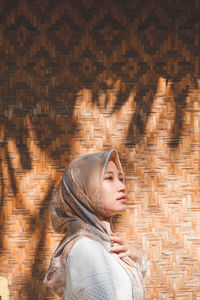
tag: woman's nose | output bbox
[118,181,126,192]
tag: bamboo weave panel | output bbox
[0,0,200,299]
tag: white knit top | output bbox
[64,237,148,300]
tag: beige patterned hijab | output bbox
[44,149,124,297]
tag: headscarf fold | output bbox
[44,149,124,296]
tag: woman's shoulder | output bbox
[64,237,121,299]
[65,236,133,300]
[66,236,112,284]
[68,236,106,260]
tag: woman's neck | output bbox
[102,220,113,235]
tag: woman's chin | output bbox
[110,205,127,216]
[118,202,128,210]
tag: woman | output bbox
[44,149,149,299]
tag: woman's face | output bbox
[101,160,127,217]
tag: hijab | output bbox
[44,149,124,296]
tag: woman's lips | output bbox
[117,195,127,202]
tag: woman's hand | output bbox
[109,232,142,264]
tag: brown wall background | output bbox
[0,0,200,299]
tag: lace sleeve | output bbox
[138,255,150,278]
[122,253,150,279]
[75,279,117,300]
[113,241,150,279]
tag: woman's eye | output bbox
[119,177,124,182]
[105,176,113,180]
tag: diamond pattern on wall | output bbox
[0,1,200,299]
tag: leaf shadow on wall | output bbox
[0,0,200,298]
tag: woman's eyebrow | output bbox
[104,171,123,176]
[104,171,114,174]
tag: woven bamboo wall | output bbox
[0,0,200,299]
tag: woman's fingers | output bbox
[109,233,129,258]
[110,245,129,258]
[110,244,127,253]
[109,233,142,262]
[118,251,129,258]
[109,233,123,245]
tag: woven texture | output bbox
[0,0,200,299]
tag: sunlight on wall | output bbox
[0,276,9,300]
[0,76,199,299]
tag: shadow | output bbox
[23,182,55,300]
[5,146,18,197]
[0,159,5,252]
[126,78,158,146]
[169,85,189,148]
[0,0,200,298]
[16,122,32,170]
[112,85,132,111]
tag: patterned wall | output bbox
[0,0,200,299]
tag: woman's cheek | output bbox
[101,182,110,202]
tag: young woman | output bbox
[44,149,149,299]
